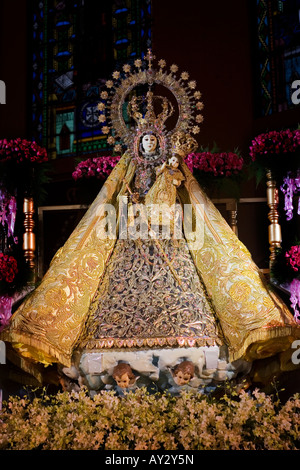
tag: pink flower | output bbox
[0,253,18,283]
[0,138,48,164]
[286,245,300,272]
[280,172,300,221]
[72,156,121,181]
[185,151,243,177]
[249,129,300,161]
[0,295,13,330]
[290,278,300,324]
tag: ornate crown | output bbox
[127,91,174,132]
[97,49,204,155]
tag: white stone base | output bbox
[59,346,252,394]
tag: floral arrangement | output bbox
[286,245,300,273]
[290,279,300,324]
[272,244,300,323]
[72,155,121,181]
[0,186,17,241]
[185,151,244,177]
[280,171,300,221]
[0,137,50,205]
[249,129,300,163]
[0,253,18,284]
[0,295,13,331]
[249,128,300,186]
[1,387,300,450]
[0,252,19,330]
[0,187,18,329]
[285,245,300,323]
[0,138,48,165]
[0,138,49,327]
[72,151,244,182]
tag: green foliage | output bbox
[247,159,267,188]
[1,387,300,450]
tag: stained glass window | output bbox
[112,0,152,64]
[31,0,152,159]
[255,0,300,116]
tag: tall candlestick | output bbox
[266,169,282,269]
[23,197,36,272]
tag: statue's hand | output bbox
[156,161,166,176]
[160,162,167,171]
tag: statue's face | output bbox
[142,134,157,154]
[115,373,130,388]
[174,371,192,386]
[168,156,179,168]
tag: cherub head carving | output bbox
[172,360,195,386]
[112,363,137,389]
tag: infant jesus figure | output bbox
[145,155,185,236]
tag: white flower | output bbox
[194,91,202,99]
[192,125,200,134]
[196,114,204,123]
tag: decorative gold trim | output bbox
[83,335,220,351]
[0,328,72,367]
[6,345,45,384]
[231,326,300,363]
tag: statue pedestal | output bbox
[58,346,252,396]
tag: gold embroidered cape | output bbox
[1,154,300,371]
[180,160,300,362]
[1,153,135,367]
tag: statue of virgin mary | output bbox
[1,51,300,391]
